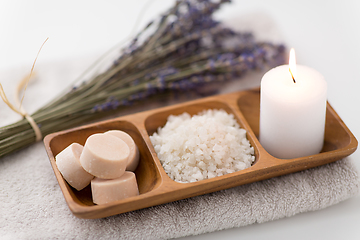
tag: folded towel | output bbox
[0,140,358,239]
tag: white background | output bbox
[0,0,359,239]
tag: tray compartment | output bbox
[46,120,162,207]
[236,88,356,156]
[144,100,260,180]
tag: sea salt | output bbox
[150,109,255,183]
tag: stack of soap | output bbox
[55,130,140,205]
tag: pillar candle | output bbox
[259,49,327,159]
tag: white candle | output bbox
[259,49,327,159]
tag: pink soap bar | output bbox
[105,130,140,171]
[55,143,94,191]
[91,171,139,205]
[80,133,130,179]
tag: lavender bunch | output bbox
[0,0,285,158]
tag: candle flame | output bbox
[289,48,297,83]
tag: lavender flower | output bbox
[0,0,286,158]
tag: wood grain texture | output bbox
[43,88,358,219]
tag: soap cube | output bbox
[105,130,140,171]
[55,143,94,191]
[91,171,139,205]
[80,133,130,179]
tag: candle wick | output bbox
[289,68,296,83]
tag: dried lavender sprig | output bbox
[0,40,284,140]
[0,40,284,139]
[44,44,284,118]
[0,0,286,158]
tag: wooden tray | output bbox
[43,88,358,219]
